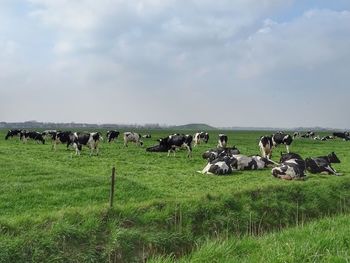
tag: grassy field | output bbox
[0,129,350,262]
[150,214,350,263]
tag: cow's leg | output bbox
[323,165,338,175]
[167,149,171,157]
[286,145,290,153]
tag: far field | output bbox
[0,129,349,262]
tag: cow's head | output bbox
[328,152,340,163]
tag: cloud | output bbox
[0,1,350,128]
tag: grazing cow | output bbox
[146,134,193,157]
[42,130,59,141]
[73,132,102,155]
[106,130,120,143]
[202,146,240,162]
[234,155,276,170]
[142,134,152,138]
[217,134,228,148]
[305,152,341,175]
[200,156,237,175]
[5,129,22,140]
[123,132,143,147]
[272,158,306,180]
[52,131,76,150]
[333,132,350,141]
[272,132,293,152]
[20,131,45,144]
[193,132,209,146]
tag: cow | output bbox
[305,152,341,175]
[52,131,76,150]
[272,158,306,180]
[42,130,59,141]
[106,130,120,143]
[5,129,22,140]
[321,135,334,141]
[217,134,228,148]
[202,146,240,162]
[200,155,237,175]
[300,131,315,138]
[279,152,303,163]
[20,131,45,144]
[333,132,350,141]
[293,132,300,139]
[146,134,193,157]
[259,132,293,158]
[142,134,152,138]
[73,132,102,155]
[233,155,276,170]
[123,132,143,147]
[193,132,209,146]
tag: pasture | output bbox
[0,129,350,262]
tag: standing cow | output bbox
[193,132,209,146]
[259,132,293,158]
[217,134,228,148]
[106,130,120,143]
[123,132,143,147]
[5,129,22,140]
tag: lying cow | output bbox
[279,152,303,163]
[106,130,120,143]
[123,132,143,147]
[217,134,228,148]
[146,134,193,157]
[5,129,22,140]
[142,134,152,138]
[234,155,276,170]
[20,131,45,144]
[272,158,306,180]
[333,132,350,141]
[202,146,240,162]
[194,132,209,146]
[305,152,341,175]
[200,155,237,175]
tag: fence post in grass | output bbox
[110,166,116,208]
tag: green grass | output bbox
[0,129,350,262]
[150,214,350,263]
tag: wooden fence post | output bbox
[110,167,116,208]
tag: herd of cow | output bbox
[4,129,349,180]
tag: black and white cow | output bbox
[271,158,306,180]
[106,130,120,143]
[300,131,315,138]
[200,155,237,175]
[202,146,240,162]
[320,135,334,141]
[142,134,152,138]
[333,132,350,141]
[20,131,45,144]
[42,130,59,141]
[258,136,273,159]
[193,132,209,146]
[305,152,341,175]
[52,131,76,150]
[217,134,228,148]
[234,155,276,170]
[279,152,303,163]
[293,132,300,139]
[146,134,193,157]
[123,132,143,147]
[73,132,102,155]
[5,129,22,140]
[259,132,293,158]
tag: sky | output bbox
[1,0,350,128]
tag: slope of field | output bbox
[150,214,350,263]
[0,130,349,262]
